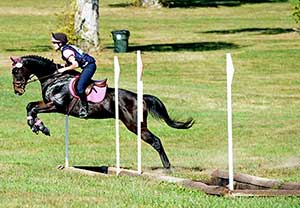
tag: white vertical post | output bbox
[137,50,143,174]
[114,56,121,176]
[226,53,235,191]
[65,115,69,168]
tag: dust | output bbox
[276,156,300,169]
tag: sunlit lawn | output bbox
[1,0,300,207]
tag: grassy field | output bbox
[1,0,300,207]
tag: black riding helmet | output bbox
[51,32,68,45]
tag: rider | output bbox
[51,32,96,118]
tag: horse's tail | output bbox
[143,94,194,129]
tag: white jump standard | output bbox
[137,50,143,174]
[114,50,144,175]
[226,53,235,191]
[114,55,121,175]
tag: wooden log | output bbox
[143,171,227,195]
[65,166,300,191]
[108,167,226,195]
[281,182,300,190]
[108,167,141,177]
[234,181,267,190]
[231,189,300,197]
[62,166,300,196]
[211,169,282,189]
[182,180,228,196]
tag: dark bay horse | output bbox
[10,55,194,169]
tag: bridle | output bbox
[13,63,61,88]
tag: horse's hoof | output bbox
[42,127,50,136]
[163,168,172,174]
[31,126,39,134]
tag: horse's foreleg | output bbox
[26,101,57,136]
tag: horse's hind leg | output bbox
[118,95,171,169]
[141,129,171,169]
[120,117,171,169]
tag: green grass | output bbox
[1,0,300,207]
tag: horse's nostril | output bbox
[15,90,24,96]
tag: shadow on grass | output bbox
[161,0,288,8]
[109,0,288,8]
[5,45,52,52]
[72,165,205,174]
[107,41,239,52]
[108,3,133,8]
[202,27,295,35]
[73,166,109,173]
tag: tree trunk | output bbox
[75,0,99,51]
[140,0,161,7]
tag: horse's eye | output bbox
[12,67,19,74]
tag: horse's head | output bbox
[10,56,32,95]
[10,55,60,95]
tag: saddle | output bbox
[69,76,108,103]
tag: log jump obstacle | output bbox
[60,53,300,197]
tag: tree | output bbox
[75,0,99,51]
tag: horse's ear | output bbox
[10,56,17,64]
[10,56,21,64]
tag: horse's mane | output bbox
[20,55,79,77]
[20,55,59,76]
[22,55,55,67]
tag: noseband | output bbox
[13,79,26,87]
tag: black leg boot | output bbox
[79,97,88,118]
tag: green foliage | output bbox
[56,0,78,44]
[291,0,300,25]
[132,0,142,6]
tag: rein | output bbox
[26,64,62,85]
[27,72,60,84]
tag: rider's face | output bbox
[52,41,61,50]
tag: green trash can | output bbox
[111,30,130,53]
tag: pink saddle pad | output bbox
[69,78,107,103]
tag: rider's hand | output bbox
[57,68,66,73]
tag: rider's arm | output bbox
[58,50,79,73]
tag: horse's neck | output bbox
[31,64,56,79]
[23,57,55,76]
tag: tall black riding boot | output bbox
[79,98,88,118]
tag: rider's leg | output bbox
[77,63,96,118]
[78,93,88,118]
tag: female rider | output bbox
[51,32,96,118]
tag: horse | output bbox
[10,55,194,169]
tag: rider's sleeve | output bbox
[62,49,75,61]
